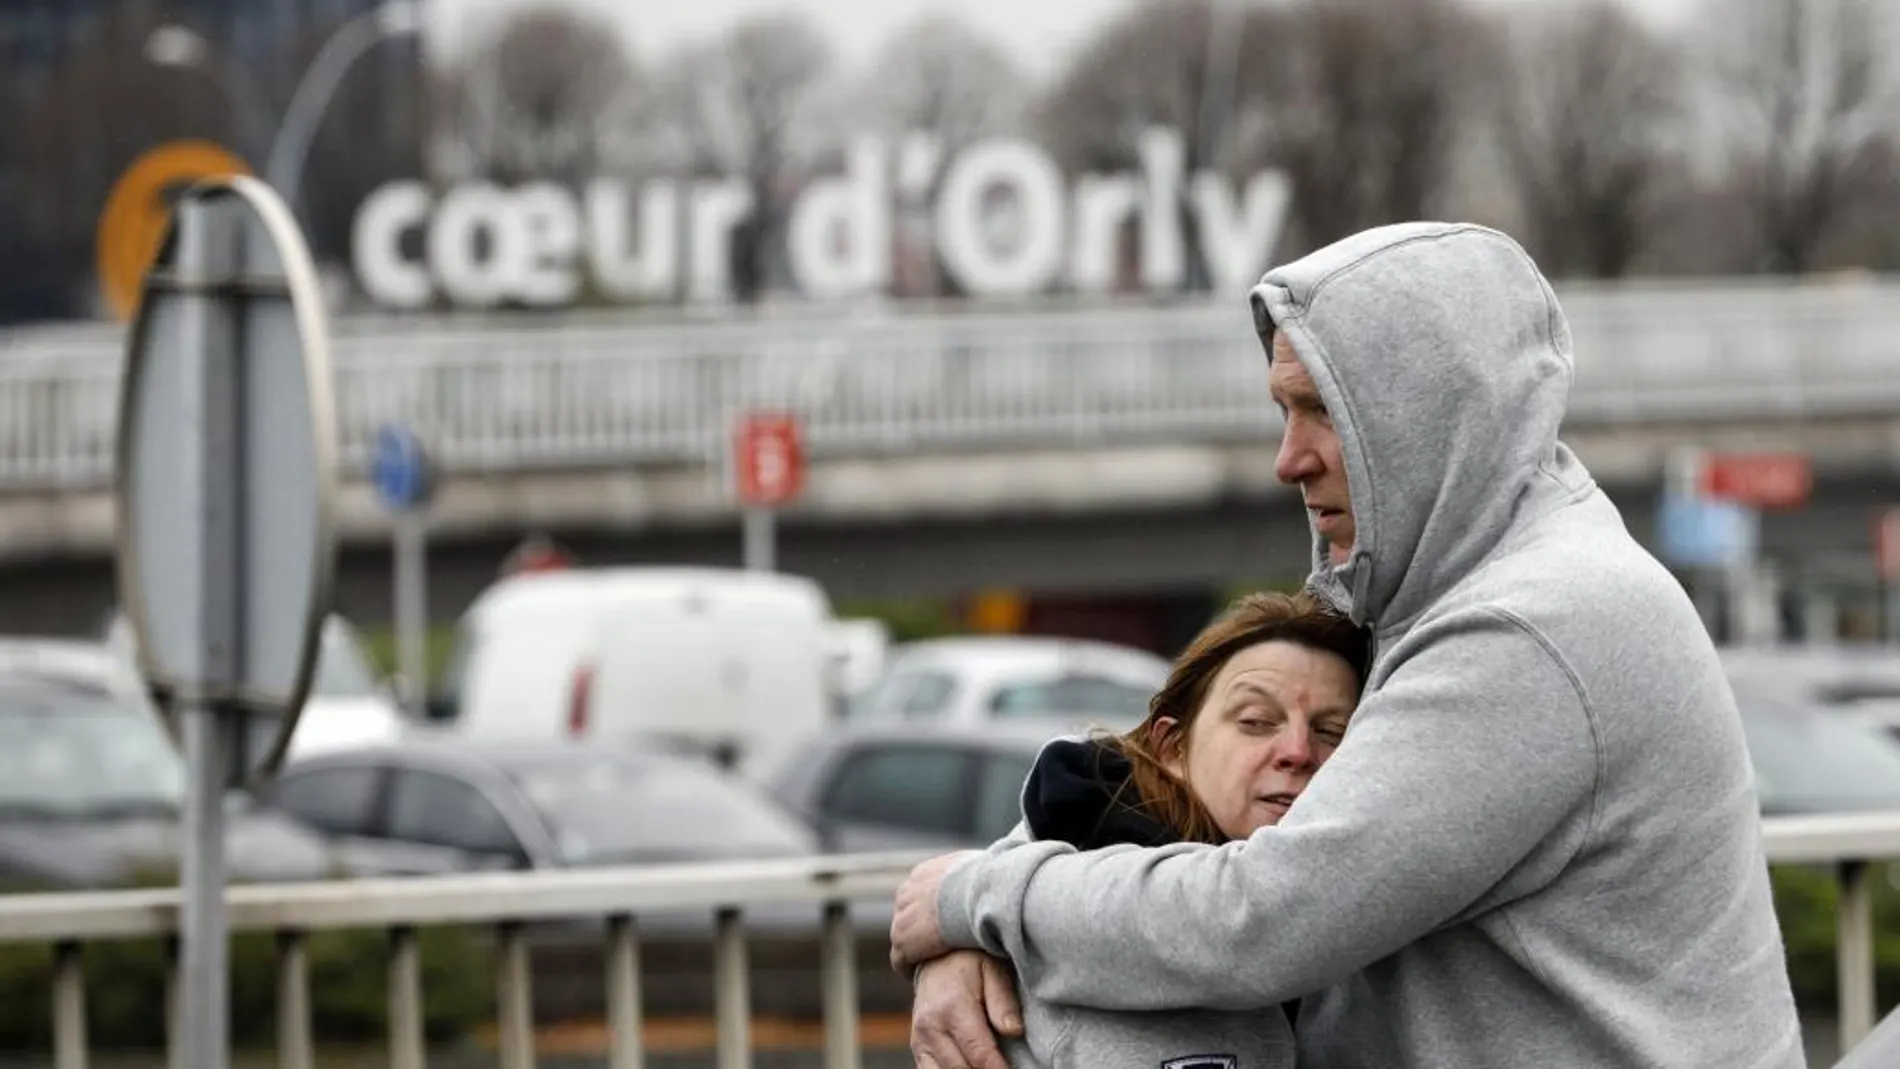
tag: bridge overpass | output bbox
[0,277,1896,636]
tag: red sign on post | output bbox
[1877,508,1900,584]
[1698,453,1812,510]
[733,412,804,508]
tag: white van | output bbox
[436,567,840,781]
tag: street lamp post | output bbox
[144,1,423,230]
[143,25,276,165]
[265,1,424,224]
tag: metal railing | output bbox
[0,815,1898,1069]
[0,280,1897,494]
[4,850,926,1069]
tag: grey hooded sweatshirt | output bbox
[937,223,1804,1068]
[997,737,1296,1069]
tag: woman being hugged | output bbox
[1002,591,1370,1069]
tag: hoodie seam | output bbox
[1460,606,1605,1006]
[1478,605,1605,871]
[1300,224,1494,308]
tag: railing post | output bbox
[276,931,314,1069]
[496,921,536,1069]
[821,902,860,1069]
[53,939,86,1069]
[715,908,752,1069]
[607,915,644,1069]
[1838,860,1876,1054]
[388,926,426,1069]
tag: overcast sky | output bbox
[424,0,1707,79]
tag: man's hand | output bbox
[890,850,974,974]
[910,951,1023,1069]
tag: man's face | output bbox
[1268,334,1354,565]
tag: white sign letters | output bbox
[352,127,1291,310]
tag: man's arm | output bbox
[936,610,1600,1010]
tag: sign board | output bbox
[372,424,434,512]
[1878,508,1900,584]
[115,175,338,783]
[96,141,252,323]
[1657,491,1759,570]
[734,413,805,508]
[351,126,1293,309]
[1698,452,1812,510]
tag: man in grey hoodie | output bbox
[890,222,1805,1069]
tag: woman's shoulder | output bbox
[1022,736,1176,851]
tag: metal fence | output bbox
[1,280,1897,493]
[2,814,1899,1069]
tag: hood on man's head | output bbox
[1249,222,1586,630]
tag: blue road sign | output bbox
[1657,490,1758,570]
[372,425,432,512]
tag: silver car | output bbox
[850,635,1167,731]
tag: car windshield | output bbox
[506,754,816,863]
[311,627,381,699]
[0,674,183,816]
[1739,698,1900,814]
[988,674,1154,727]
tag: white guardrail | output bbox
[0,815,1898,1069]
[0,279,1897,492]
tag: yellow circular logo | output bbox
[96,141,251,322]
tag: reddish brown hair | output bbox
[1097,591,1370,844]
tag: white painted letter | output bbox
[587,179,679,302]
[936,138,1066,298]
[352,181,434,310]
[1192,170,1293,293]
[1139,128,1185,291]
[429,183,521,309]
[788,137,892,300]
[687,179,755,304]
[511,182,582,307]
[1068,173,1139,294]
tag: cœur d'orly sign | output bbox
[351,127,1293,310]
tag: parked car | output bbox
[104,611,407,762]
[255,736,821,877]
[435,567,842,781]
[850,636,1168,732]
[776,684,1900,856]
[0,639,344,889]
[770,721,1062,853]
[1735,692,1900,816]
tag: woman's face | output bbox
[1159,639,1360,839]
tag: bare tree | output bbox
[437,7,639,187]
[1038,0,1288,175]
[855,15,1025,297]
[1031,0,1294,293]
[1701,0,1900,272]
[1490,0,1684,278]
[861,15,1024,153]
[1272,0,1489,249]
[655,12,834,300]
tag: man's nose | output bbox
[1275,431,1319,486]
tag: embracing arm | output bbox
[935,610,1600,1011]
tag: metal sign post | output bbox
[114,177,338,1069]
[372,425,435,716]
[1877,507,1900,645]
[733,412,805,572]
